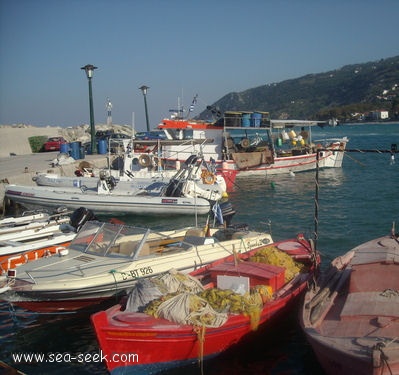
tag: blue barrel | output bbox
[70,141,81,160]
[97,139,107,154]
[60,143,69,154]
[241,113,251,127]
[79,146,85,159]
[251,112,262,127]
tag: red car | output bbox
[43,137,67,151]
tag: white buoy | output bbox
[289,171,295,177]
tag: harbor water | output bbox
[0,123,398,374]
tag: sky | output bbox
[1,0,398,132]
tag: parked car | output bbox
[43,137,67,152]
[95,129,115,140]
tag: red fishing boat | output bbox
[91,234,319,374]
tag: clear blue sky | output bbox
[1,0,398,131]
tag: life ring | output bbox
[201,170,216,185]
[138,154,152,167]
[240,138,250,148]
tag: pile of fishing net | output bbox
[124,268,204,312]
[198,286,273,330]
[144,282,273,330]
[145,292,228,328]
[249,245,306,282]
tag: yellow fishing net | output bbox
[249,246,306,282]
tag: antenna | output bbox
[106,98,113,126]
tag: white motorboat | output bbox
[0,220,273,312]
[5,155,230,216]
[0,214,70,242]
[4,183,212,216]
[0,207,96,264]
[34,153,227,199]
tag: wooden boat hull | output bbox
[302,331,399,375]
[300,234,399,375]
[93,287,306,374]
[91,236,318,374]
[5,184,211,216]
[157,116,347,182]
[229,145,345,175]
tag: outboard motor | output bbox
[69,207,97,232]
[184,155,198,167]
[221,201,236,226]
[106,176,117,190]
[211,201,236,226]
[164,178,184,197]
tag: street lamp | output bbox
[139,85,150,132]
[81,64,97,154]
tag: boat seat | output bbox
[118,241,135,256]
[181,228,207,246]
[185,228,205,237]
[118,241,150,257]
[138,243,151,256]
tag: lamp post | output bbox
[81,64,97,154]
[139,85,150,132]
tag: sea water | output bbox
[0,122,398,374]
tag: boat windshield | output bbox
[68,221,150,258]
[68,221,188,259]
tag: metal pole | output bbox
[313,151,320,248]
[139,85,150,132]
[143,93,150,132]
[88,77,96,154]
[81,64,97,155]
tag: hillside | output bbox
[199,55,399,122]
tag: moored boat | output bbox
[126,109,348,190]
[4,183,213,216]
[300,227,399,375]
[6,155,228,216]
[0,207,96,273]
[91,234,319,374]
[0,219,273,312]
[0,214,70,243]
[34,152,226,195]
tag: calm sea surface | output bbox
[1,123,398,374]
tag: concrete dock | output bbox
[0,152,108,213]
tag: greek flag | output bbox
[212,201,224,225]
[189,94,198,112]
